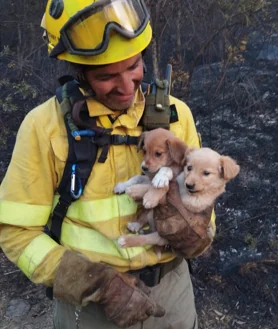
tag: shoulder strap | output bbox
[50,77,100,243]
[50,126,98,243]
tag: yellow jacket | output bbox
[0,88,204,286]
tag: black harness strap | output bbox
[94,134,138,163]
[49,196,72,244]
[50,119,99,243]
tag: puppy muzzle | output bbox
[141,165,149,174]
[186,183,195,192]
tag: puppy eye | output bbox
[155,152,162,157]
[203,171,210,176]
[143,149,146,155]
[187,165,192,171]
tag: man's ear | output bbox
[137,132,146,152]
[220,156,240,181]
[166,138,188,165]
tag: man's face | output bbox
[85,53,144,111]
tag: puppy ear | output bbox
[181,147,197,165]
[137,132,146,152]
[220,156,240,181]
[166,138,188,165]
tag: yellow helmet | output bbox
[43,0,152,65]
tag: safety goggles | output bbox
[50,0,150,57]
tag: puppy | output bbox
[116,147,240,256]
[177,147,240,213]
[114,128,188,249]
[114,128,188,208]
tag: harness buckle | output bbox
[129,264,162,287]
[111,135,128,145]
[139,266,161,287]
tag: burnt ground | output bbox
[0,60,278,329]
[189,60,278,329]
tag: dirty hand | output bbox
[53,250,165,328]
[155,180,213,259]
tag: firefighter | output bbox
[0,0,211,328]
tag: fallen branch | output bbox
[4,269,21,275]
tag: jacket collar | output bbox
[86,88,145,129]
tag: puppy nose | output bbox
[141,165,148,172]
[186,183,195,190]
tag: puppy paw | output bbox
[152,167,173,188]
[127,222,142,233]
[152,174,170,188]
[126,185,145,200]
[125,186,137,198]
[118,235,141,248]
[114,182,128,194]
[143,197,159,209]
[118,236,128,248]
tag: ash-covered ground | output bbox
[188,60,278,329]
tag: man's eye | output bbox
[155,152,162,157]
[97,75,113,82]
[203,171,210,176]
[129,62,140,71]
[187,165,192,171]
[99,78,110,82]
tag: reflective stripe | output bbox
[52,193,137,223]
[211,209,216,232]
[0,200,51,226]
[197,132,202,147]
[61,221,149,259]
[17,234,58,279]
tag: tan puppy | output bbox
[177,147,240,213]
[116,147,240,253]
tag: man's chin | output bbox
[106,99,134,111]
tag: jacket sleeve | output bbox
[0,109,66,286]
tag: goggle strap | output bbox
[50,39,67,58]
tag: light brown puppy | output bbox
[178,147,240,213]
[117,147,240,253]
